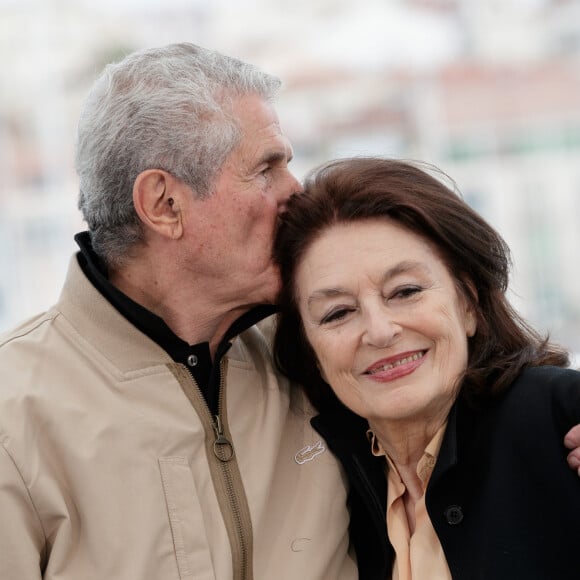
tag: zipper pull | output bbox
[213,414,235,462]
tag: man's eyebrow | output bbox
[257,149,293,167]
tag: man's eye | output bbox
[320,308,351,325]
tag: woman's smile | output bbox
[363,349,427,381]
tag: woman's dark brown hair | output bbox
[273,157,569,411]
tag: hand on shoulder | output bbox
[564,424,580,477]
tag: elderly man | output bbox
[0,43,356,580]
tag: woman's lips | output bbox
[364,350,427,381]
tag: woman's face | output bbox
[295,218,476,427]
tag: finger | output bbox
[564,424,580,448]
[566,449,580,470]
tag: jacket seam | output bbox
[0,313,58,348]
[51,313,173,382]
[0,435,47,547]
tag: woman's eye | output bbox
[320,308,351,325]
[392,285,422,300]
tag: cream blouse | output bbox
[368,424,452,580]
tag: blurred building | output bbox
[1,0,579,362]
[277,0,580,359]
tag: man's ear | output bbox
[133,169,183,240]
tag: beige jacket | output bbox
[0,256,357,580]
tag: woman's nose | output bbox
[361,309,401,348]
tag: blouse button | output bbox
[187,354,198,367]
[444,505,464,525]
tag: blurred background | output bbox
[1,0,579,363]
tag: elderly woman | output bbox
[273,158,580,580]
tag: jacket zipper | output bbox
[169,361,253,580]
[213,360,251,579]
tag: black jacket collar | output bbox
[74,231,276,350]
[311,403,391,579]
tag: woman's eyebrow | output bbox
[307,287,350,307]
[383,260,429,280]
[305,260,429,307]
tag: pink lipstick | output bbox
[364,350,426,382]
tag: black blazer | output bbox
[312,366,580,580]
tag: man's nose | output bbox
[290,172,304,195]
[277,172,303,213]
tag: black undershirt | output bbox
[75,231,277,415]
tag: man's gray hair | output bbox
[76,42,282,267]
